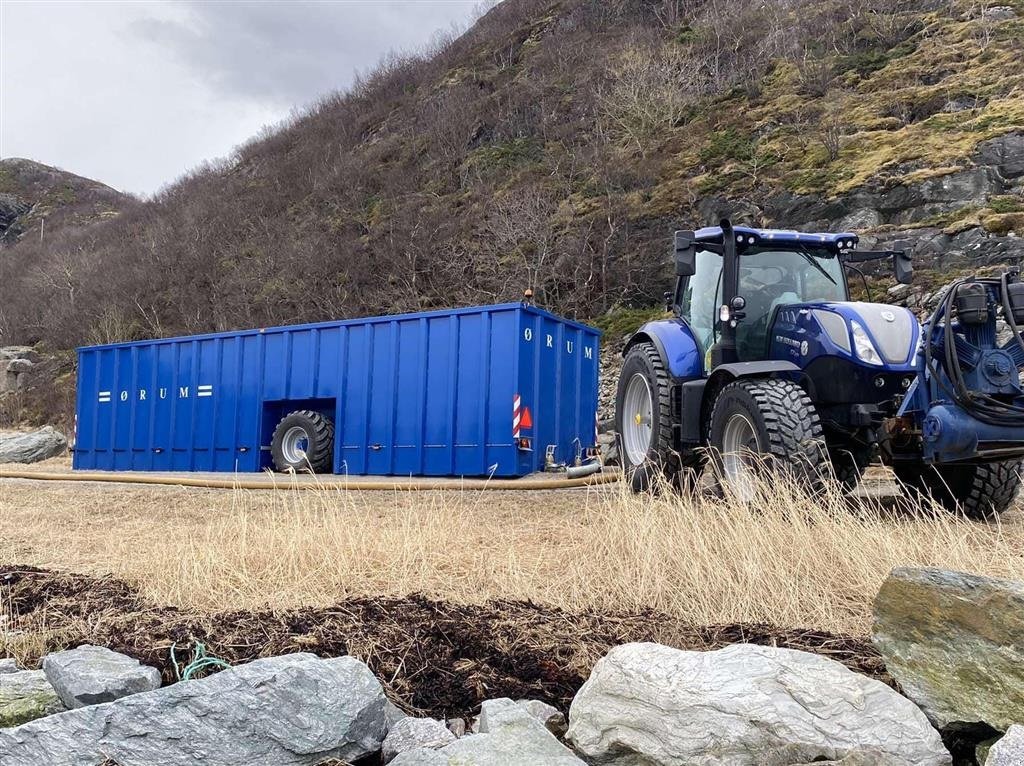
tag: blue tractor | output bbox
[616,219,1024,517]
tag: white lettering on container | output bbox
[179,386,189,399]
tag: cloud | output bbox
[132,1,479,108]
[0,1,480,195]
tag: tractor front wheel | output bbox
[707,379,827,501]
[892,459,1022,520]
[616,343,686,491]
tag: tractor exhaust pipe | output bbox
[710,218,740,367]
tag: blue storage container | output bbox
[73,303,601,477]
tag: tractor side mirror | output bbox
[674,230,696,277]
[894,250,913,285]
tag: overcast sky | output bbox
[1,1,482,196]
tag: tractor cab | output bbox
[671,223,913,368]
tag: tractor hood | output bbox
[771,301,921,370]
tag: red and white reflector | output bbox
[513,393,533,440]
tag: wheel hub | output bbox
[720,413,761,501]
[280,426,310,465]
[622,373,654,467]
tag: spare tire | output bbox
[271,410,334,473]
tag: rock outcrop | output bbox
[0,426,67,464]
[872,567,1024,731]
[566,642,950,766]
[0,346,38,394]
[42,645,161,709]
[0,653,387,766]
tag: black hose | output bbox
[925,277,1024,427]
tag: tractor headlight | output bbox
[850,320,883,366]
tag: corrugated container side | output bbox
[73,304,600,477]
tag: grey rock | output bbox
[873,567,1024,731]
[446,717,466,737]
[0,427,67,464]
[982,6,1018,22]
[385,699,409,729]
[836,208,882,231]
[977,132,1024,179]
[391,697,584,766]
[516,698,566,735]
[382,717,455,762]
[0,346,38,363]
[986,725,1024,766]
[789,752,914,766]
[0,658,19,674]
[42,645,161,709]
[566,642,950,766]
[887,283,912,301]
[0,346,38,394]
[0,670,66,728]
[0,653,386,766]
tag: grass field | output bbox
[2,461,1022,637]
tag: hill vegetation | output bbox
[1,0,1022,355]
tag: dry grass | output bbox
[2,465,1022,636]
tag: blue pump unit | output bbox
[901,277,1024,463]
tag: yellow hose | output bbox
[0,467,620,491]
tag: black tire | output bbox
[271,410,335,473]
[893,459,1022,520]
[707,379,827,498]
[828,440,874,491]
[615,343,697,491]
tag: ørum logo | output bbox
[97,384,215,403]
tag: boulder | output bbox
[566,642,949,766]
[0,658,19,674]
[0,427,67,464]
[42,645,161,709]
[390,697,585,766]
[872,567,1024,731]
[382,716,455,762]
[0,670,66,728]
[516,699,566,735]
[986,725,1024,766]
[0,653,386,766]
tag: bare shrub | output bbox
[598,40,705,154]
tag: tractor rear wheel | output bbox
[271,410,334,473]
[707,379,827,501]
[892,459,1022,520]
[616,343,691,491]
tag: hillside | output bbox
[1,0,1023,409]
[0,158,130,247]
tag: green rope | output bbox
[170,641,232,681]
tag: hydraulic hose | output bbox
[925,277,1024,427]
[0,467,620,491]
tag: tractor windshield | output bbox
[737,247,845,359]
[679,246,846,361]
